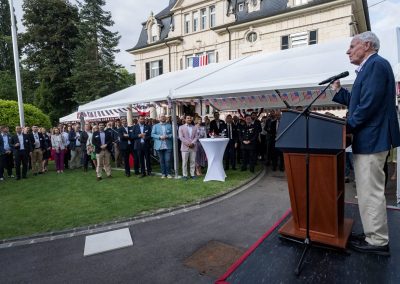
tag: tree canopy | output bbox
[1,0,135,125]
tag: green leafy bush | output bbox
[0,99,51,130]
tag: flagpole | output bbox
[9,0,25,127]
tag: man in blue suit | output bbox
[332,31,400,256]
[151,115,173,178]
[0,127,4,182]
[132,116,152,177]
[118,118,134,177]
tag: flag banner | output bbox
[302,91,312,100]
[291,92,300,102]
[193,55,208,68]
[269,94,278,103]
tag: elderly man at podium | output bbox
[332,31,400,256]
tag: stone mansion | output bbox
[128,0,370,85]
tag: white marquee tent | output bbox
[78,40,350,113]
[78,28,400,114]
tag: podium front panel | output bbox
[276,110,346,153]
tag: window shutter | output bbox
[159,60,163,75]
[145,62,150,80]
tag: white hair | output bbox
[353,31,380,52]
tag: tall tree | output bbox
[22,0,79,122]
[71,0,122,104]
[0,0,14,73]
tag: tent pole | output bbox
[171,100,180,179]
[127,104,133,126]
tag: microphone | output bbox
[318,71,349,85]
[275,89,292,109]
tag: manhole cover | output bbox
[184,240,246,278]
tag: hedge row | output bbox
[0,99,52,131]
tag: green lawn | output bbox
[0,163,261,240]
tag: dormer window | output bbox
[145,13,161,44]
[238,3,244,11]
[294,0,308,5]
[151,24,159,42]
[248,0,261,13]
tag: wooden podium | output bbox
[276,110,353,249]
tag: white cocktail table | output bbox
[200,138,229,182]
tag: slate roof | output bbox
[128,0,370,52]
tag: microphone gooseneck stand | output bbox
[276,80,337,276]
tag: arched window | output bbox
[246,32,258,43]
[151,23,158,42]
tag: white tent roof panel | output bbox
[77,28,400,113]
[78,59,242,112]
[173,38,356,99]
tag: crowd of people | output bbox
[0,111,284,181]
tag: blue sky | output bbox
[11,0,400,72]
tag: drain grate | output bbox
[184,240,246,278]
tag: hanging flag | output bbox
[291,92,300,102]
[269,94,278,103]
[303,91,312,100]
[316,89,326,99]
[282,93,289,101]
[192,54,208,68]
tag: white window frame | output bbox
[185,51,216,69]
[281,30,318,50]
[238,3,244,11]
[207,50,216,64]
[184,13,191,34]
[200,8,207,30]
[193,11,199,32]
[150,61,161,78]
[209,5,216,28]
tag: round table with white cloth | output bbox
[199,138,229,182]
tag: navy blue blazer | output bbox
[118,126,134,151]
[68,130,82,151]
[131,124,152,150]
[29,132,46,151]
[0,135,4,155]
[92,131,113,154]
[333,53,400,154]
[10,134,32,153]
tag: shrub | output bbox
[0,99,52,131]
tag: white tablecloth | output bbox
[200,138,229,182]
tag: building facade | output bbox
[128,0,369,83]
[127,0,369,116]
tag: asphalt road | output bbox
[0,171,291,284]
